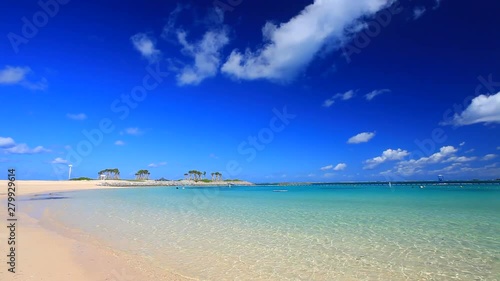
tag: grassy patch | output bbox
[70,177,94,181]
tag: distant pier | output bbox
[256,180,500,187]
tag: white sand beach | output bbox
[0,180,191,281]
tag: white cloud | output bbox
[497,146,500,150]
[0,66,29,84]
[323,173,335,178]
[348,132,375,144]
[322,98,335,108]
[148,162,167,168]
[51,157,68,164]
[412,7,426,20]
[459,141,465,146]
[323,90,356,107]
[166,8,229,86]
[364,148,409,169]
[337,90,355,100]
[221,0,392,82]
[123,127,143,136]
[0,65,47,90]
[321,163,347,171]
[66,113,87,120]
[130,33,162,63]
[413,146,458,165]
[175,29,229,85]
[483,154,497,161]
[0,137,15,148]
[161,4,187,40]
[333,163,347,171]
[114,140,125,146]
[365,89,390,101]
[4,144,50,154]
[445,92,500,126]
[444,156,477,163]
[465,148,475,154]
[0,136,50,154]
[320,164,333,171]
[390,146,458,176]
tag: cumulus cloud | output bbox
[174,28,229,85]
[483,154,497,161]
[51,157,68,164]
[348,132,376,144]
[322,90,356,107]
[130,33,162,63]
[0,136,50,154]
[0,65,47,90]
[0,66,29,84]
[148,162,167,168]
[444,92,500,126]
[364,148,409,169]
[114,140,125,146]
[66,113,87,120]
[3,144,50,154]
[390,146,458,175]
[333,163,347,171]
[365,89,390,100]
[322,163,347,171]
[412,7,426,20]
[444,156,477,163]
[221,0,392,82]
[414,146,458,164]
[162,7,229,86]
[0,137,15,148]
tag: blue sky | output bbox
[1,0,499,182]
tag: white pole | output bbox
[68,164,73,180]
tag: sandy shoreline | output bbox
[0,180,194,281]
[0,179,253,197]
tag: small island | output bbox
[70,168,254,187]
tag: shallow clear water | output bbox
[24,184,500,280]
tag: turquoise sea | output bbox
[24,184,500,280]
